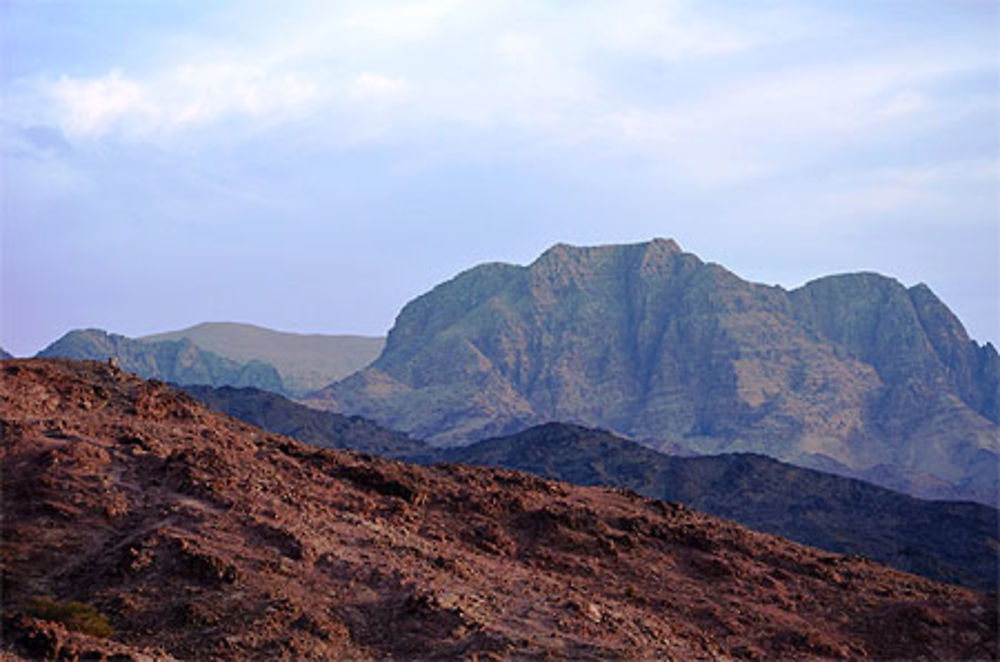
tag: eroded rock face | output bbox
[307,239,999,503]
[1,359,997,661]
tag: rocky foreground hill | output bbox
[308,239,999,504]
[2,359,996,660]
[182,384,1000,591]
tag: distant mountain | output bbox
[435,423,999,591]
[308,239,998,504]
[142,322,384,396]
[37,329,284,393]
[3,358,995,661]
[182,384,427,457]
[188,385,997,590]
[0,347,13,359]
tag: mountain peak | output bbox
[535,238,683,265]
[310,239,998,503]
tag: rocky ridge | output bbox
[185,384,999,590]
[308,239,999,504]
[182,384,426,457]
[2,359,996,660]
[436,422,999,591]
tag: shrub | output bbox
[26,597,113,638]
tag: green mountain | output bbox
[37,329,284,393]
[307,239,999,504]
[141,322,383,396]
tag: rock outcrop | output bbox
[1,359,996,660]
[308,239,998,503]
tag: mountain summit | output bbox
[308,239,999,503]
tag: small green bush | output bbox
[26,596,113,638]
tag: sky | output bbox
[1,0,997,356]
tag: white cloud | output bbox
[50,68,147,136]
[348,73,409,105]
[45,63,319,138]
[876,90,926,118]
[9,1,995,189]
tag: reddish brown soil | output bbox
[1,359,996,661]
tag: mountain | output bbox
[307,239,999,504]
[142,322,384,396]
[183,385,997,589]
[2,359,996,660]
[435,423,999,591]
[182,384,427,457]
[37,329,284,394]
[0,347,13,359]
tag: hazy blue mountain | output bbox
[307,239,998,504]
[37,328,284,393]
[142,322,384,396]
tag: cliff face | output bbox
[308,239,998,503]
[37,329,285,394]
[1,359,996,661]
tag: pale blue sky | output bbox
[2,1,997,356]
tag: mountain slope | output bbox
[0,347,13,360]
[37,329,284,394]
[435,423,999,591]
[182,384,427,457]
[142,322,384,396]
[184,385,997,589]
[1,359,996,660]
[307,239,999,504]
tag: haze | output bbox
[2,1,997,356]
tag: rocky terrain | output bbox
[37,329,285,395]
[437,423,1000,591]
[142,322,384,397]
[308,239,999,504]
[176,386,1000,590]
[181,383,1000,591]
[2,359,997,660]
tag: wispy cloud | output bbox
[45,64,319,138]
[3,0,997,353]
